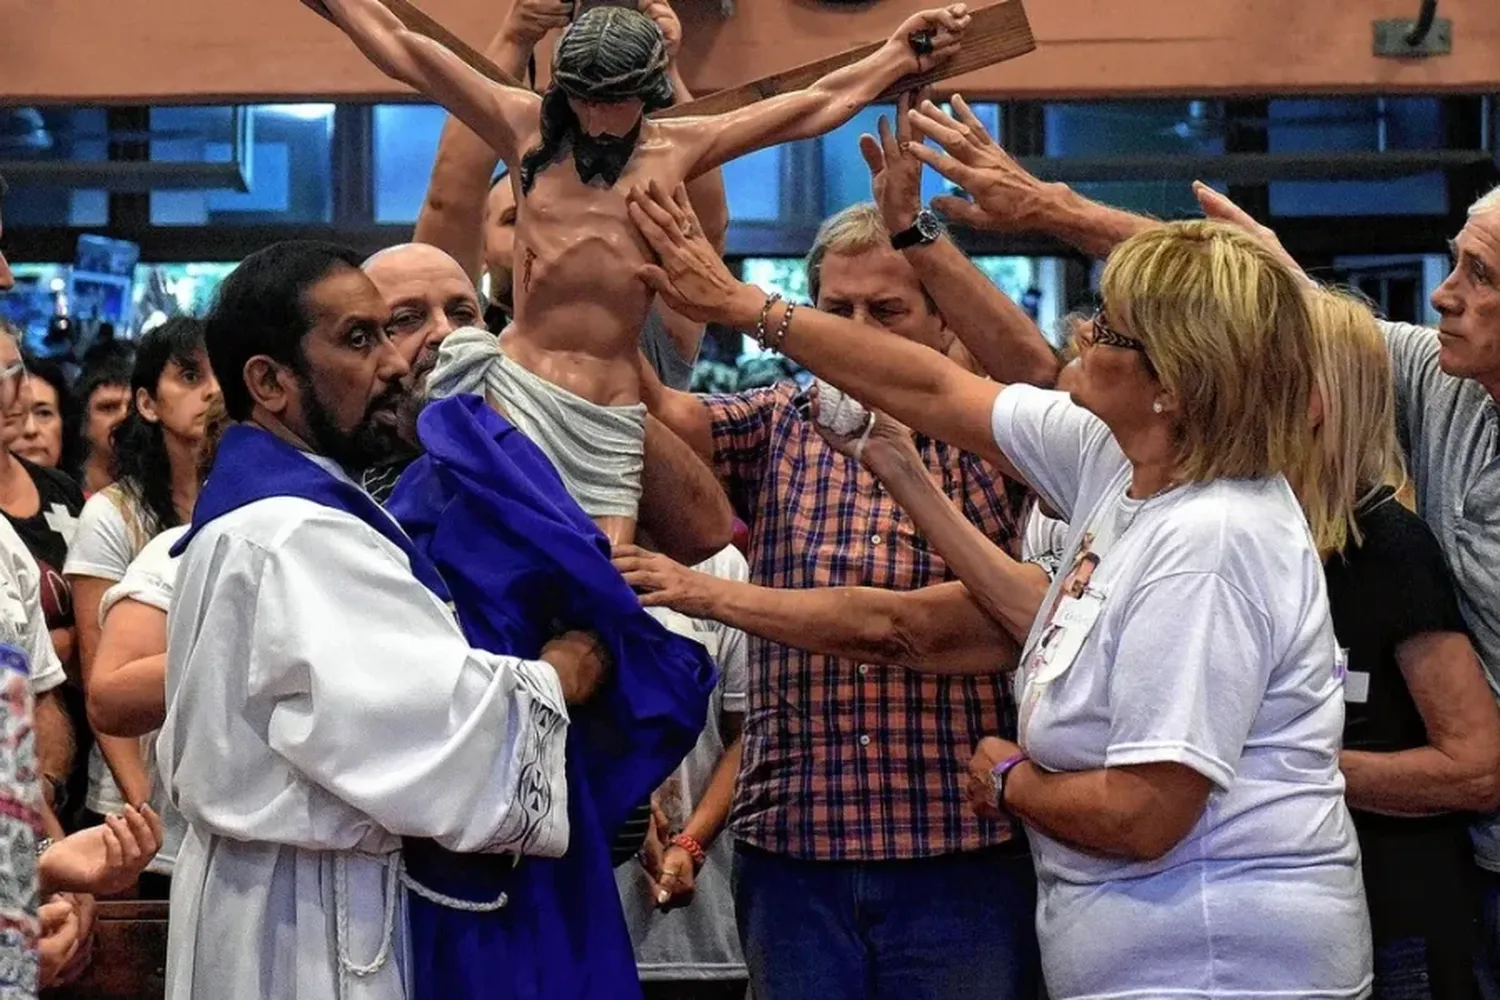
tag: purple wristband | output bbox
[990,753,1028,813]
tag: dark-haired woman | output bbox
[65,318,218,864]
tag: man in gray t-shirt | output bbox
[1375,188,1500,991]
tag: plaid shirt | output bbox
[709,382,1028,861]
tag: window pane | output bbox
[820,105,889,215]
[373,104,449,224]
[1046,101,1225,217]
[723,146,783,222]
[0,107,109,226]
[1267,98,1447,216]
[149,104,334,225]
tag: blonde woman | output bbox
[627,160,1370,998]
[1303,288,1499,998]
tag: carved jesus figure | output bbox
[317,0,970,545]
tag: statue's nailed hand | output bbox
[629,180,760,327]
[895,4,970,74]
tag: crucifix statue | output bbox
[311,0,1020,547]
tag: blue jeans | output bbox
[1478,869,1500,1000]
[1376,937,1434,1000]
[733,843,1040,1000]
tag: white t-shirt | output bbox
[1020,503,1070,579]
[616,546,749,981]
[65,483,161,814]
[991,385,1371,1000]
[0,517,66,696]
[100,526,188,876]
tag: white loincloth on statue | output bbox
[426,327,646,520]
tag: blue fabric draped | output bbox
[177,413,716,1000]
[387,394,717,1000]
[172,423,451,601]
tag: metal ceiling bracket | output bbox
[1373,18,1452,58]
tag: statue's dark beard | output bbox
[570,118,643,188]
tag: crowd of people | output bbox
[0,0,1496,998]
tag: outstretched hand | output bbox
[629,181,761,327]
[40,805,164,897]
[811,384,920,470]
[613,544,718,620]
[859,89,927,234]
[904,95,1053,234]
[1192,182,1313,286]
[892,4,971,74]
[506,0,572,48]
[638,0,683,61]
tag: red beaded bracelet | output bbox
[669,833,708,871]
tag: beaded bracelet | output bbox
[669,832,708,872]
[754,292,784,350]
[767,301,798,353]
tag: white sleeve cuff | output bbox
[1106,740,1235,793]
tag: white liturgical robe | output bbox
[157,477,573,1000]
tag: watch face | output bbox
[916,211,943,241]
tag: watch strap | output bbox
[890,209,940,250]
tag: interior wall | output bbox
[0,0,1496,104]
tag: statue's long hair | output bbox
[519,5,674,195]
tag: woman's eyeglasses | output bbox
[0,358,26,389]
[1089,309,1149,355]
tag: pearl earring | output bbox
[1152,401,1164,414]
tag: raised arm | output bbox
[614,546,1018,675]
[638,414,735,566]
[678,4,971,179]
[318,0,540,163]
[864,92,1057,386]
[905,99,1152,260]
[641,1,728,364]
[413,0,569,279]
[628,182,1023,485]
[818,412,1050,641]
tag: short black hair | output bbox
[75,344,134,407]
[205,241,364,421]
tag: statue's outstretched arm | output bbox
[320,0,540,165]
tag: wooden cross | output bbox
[303,0,1036,114]
[662,1,1035,118]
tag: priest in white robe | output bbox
[156,242,609,1000]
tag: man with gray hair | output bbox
[634,107,1057,997]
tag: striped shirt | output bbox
[708,382,1027,861]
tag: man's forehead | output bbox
[308,268,387,320]
[819,247,924,299]
[1458,213,1500,259]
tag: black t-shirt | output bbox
[2,457,85,631]
[1325,487,1478,951]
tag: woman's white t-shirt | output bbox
[98,526,187,876]
[64,483,160,816]
[991,385,1371,999]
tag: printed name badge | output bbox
[1029,592,1103,686]
[1344,670,1371,705]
